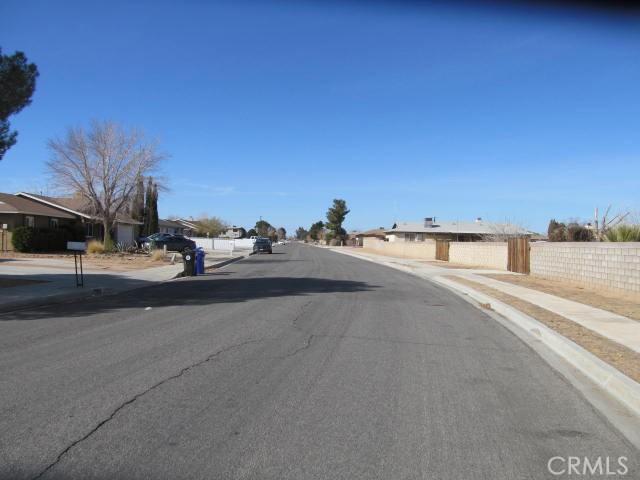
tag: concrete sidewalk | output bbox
[0,250,247,312]
[328,247,640,354]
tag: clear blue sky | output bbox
[2,0,639,234]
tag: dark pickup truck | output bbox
[253,237,273,254]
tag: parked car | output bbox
[144,233,196,252]
[137,232,163,247]
[253,237,273,254]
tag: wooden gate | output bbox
[507,238,530,274]
[435,239,450,261]
[0,229,11,252]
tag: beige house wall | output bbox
[530,242,640,294]
[362,237,436,259]
[449,242,508,270]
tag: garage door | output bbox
[116,224,135,246]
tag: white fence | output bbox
[189,237,255,251]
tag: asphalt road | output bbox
[0,243,637,480]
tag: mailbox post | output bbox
[67,241,87,287]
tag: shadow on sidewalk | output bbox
[0,276,376,321]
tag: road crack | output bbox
[31,338,263,480]
[279,334,315,358]
[291,299,314,331]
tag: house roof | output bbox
[159,219,184,228]
[0,192,75,219]
[356,228,387,237]
[387,220,531,236]
[176,219,200,230]
[16,192,142,225]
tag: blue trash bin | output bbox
[195,247,206,275]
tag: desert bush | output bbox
[151,249,165,261]
[547,219,567,242]
[11,226,35,252]
[606,225,640,242]
[566,223,593,242]
[87,240,105,254]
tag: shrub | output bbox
[12,226,35,252]
[606,225,640,242]
[12,224,86,252]
[150,249,165,262]
[87,240,105,254]
[547,219,567,242]
[566,223,593,242]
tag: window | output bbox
[85,223,94,237]
[50,218,59,229]
[25,216,35,227]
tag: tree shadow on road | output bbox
[0,276,377,321]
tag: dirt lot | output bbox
[0,252,171,271]
[446,275,640,383]
[480,274,640,322]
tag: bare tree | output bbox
[47,120,165,248]
[594,205,630,241]
[480,221,529,241]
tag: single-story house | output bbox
[222,226,246,239]
[354,228,387,246]
[159,219,186,235]
[16,192,142,246]
[175,219,200,237]
[386,217,531,242]
[0,192,77,251]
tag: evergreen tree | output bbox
[295,227,308,240]
[326,199,349,244]
[150,182,159,234]
[0,48,39,160]
[143,177,153,236]
[130,176,145,236]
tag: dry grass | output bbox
[150,249,165,262]
[480,274,640,322]
[86,240,105,254]
[445,275,640,383]
[420,260,491,270]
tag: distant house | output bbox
[175,219,200,237]
[354,228,387,246]
[159,219,186,235]
[222,226,246,239]
[386,217,531,242]
[16,192,141,246]
[0,192,77,250]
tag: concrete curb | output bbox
[434,275,640,418]
[329,247,640,419]
[204,254,247,271]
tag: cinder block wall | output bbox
[449,242,508,270]
[530,242,640,294]
[362,237,436,260]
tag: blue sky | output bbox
[1,0,639,234]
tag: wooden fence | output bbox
[435,240,450,261]
[507,238,530,274]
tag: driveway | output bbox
[0,243,637,479]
